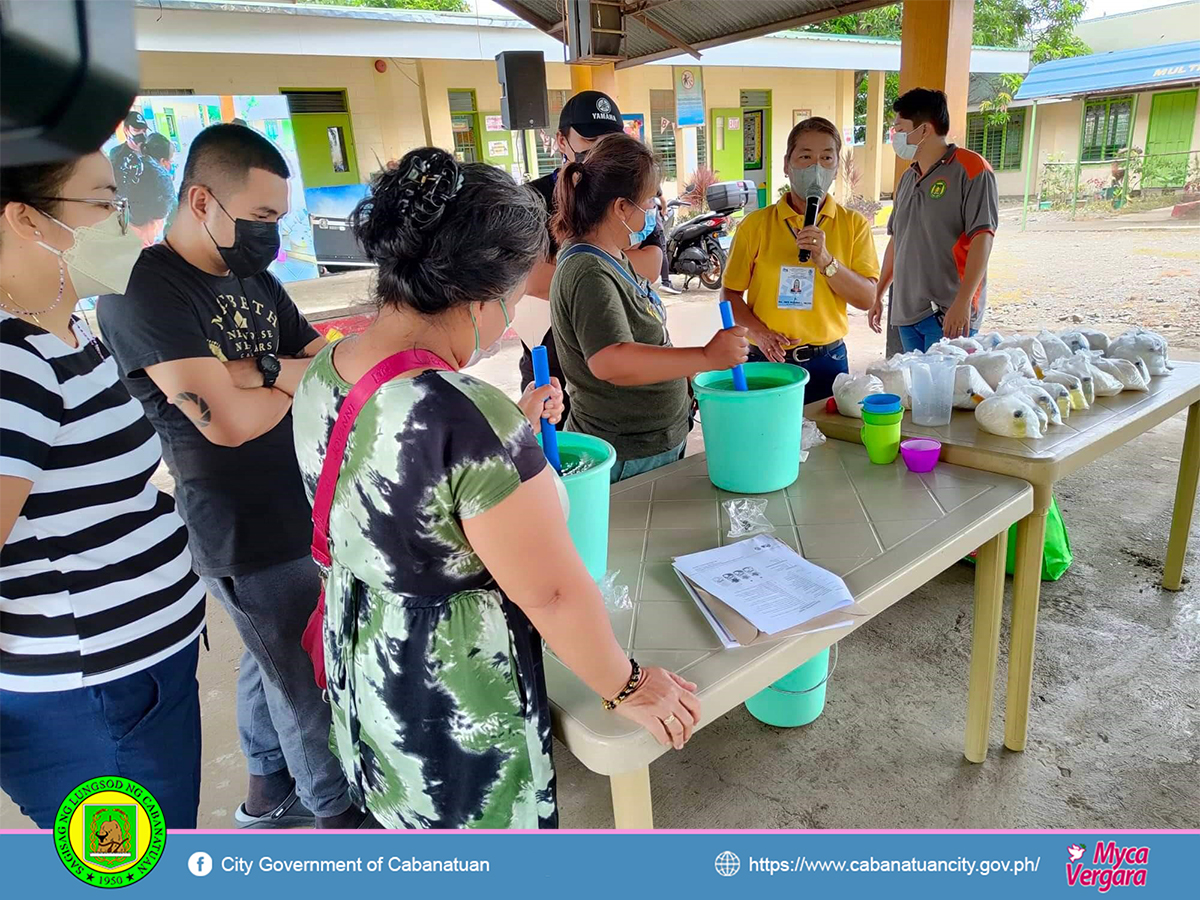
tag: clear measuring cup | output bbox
[909,355,956,426]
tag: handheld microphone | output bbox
[798,188,823,263]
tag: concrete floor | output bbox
[5,279,1198,831]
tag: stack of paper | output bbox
[672,535,862,649]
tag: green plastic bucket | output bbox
[542,431,616,580]
[692,362,809,494]
[745,645,837,727]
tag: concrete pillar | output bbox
[862,70,885,202]
[894,0,974,191]
[569,65,593,96]
[416,59,453,153]
[834,69,855,203]
[678,126,697,186]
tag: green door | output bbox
[480,112,515,173]
[1144,89,1197,188]
[710,108,744,185]
[289,113,360,188]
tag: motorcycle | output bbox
[663,199,731,292]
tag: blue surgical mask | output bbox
[623,205,657,248]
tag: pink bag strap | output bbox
[311,348,455,568]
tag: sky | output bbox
[466,0,1186,18]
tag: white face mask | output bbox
[892,125,926,161]
[466,299,511,368]
[38,209,144,298]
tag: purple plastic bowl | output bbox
[900,438,942,473]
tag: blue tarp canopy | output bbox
[1015,40,1200,101]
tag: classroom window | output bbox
[966,111,1025,171]
[1081,96,1133,162]
[650,90,677,180]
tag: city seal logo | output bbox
[54,777,166,889]
[596,97,612,114]
[930,179,948,199]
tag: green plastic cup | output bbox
[861,408,903,426]
[692,362,809,494]
[860,421,901,464]
[744,646,834,727]
[542,431,616,580]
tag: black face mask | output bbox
[204,191,281,278]
[131,132,147,147]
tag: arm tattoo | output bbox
[171,392,212,428]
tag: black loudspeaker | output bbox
[496,51,549,130]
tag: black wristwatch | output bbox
[257,353,281,388]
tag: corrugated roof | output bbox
[1015,40,1200,100]
[494,0,898,67]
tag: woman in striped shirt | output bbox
[0,152,207,827]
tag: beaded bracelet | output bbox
[602,659,643,710]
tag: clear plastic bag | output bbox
[1077,327,1112,353]
[1091,356,1150,392]
[953,363,994,408]
[1041,369,1089,410]
[927,339,969,360]
[997,336,1048,373]
[998,374,1061,426]
[1036,329,1075,366]
[1058,330,1091,354]
[723,498,776,539]
[599,570,633,611]
[802,418,826,450]
[975,392,1045,439]
[832,372,884,418]
[945,336,985,354]
[999,346,1040,380]
[962,350,1017,390]
[977,331,1005,350]
[866,358,914,409]
[1034,379,1072,420]
[1106,327,1171,376]
[1059,350,1122,397]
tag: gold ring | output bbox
[663,714,678,727]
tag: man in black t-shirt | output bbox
[519,91,665,414]
[97,125,362,831]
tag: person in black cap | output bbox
[110,110,149,201]
[519,91,665,416]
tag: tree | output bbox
[805,1,1091,136]
[298,0,470,11]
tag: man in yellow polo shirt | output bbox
[722,116,880,401]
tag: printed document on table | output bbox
[672,535,853,635]
[674,572,740,649]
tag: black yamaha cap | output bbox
[558,91,623,138]
[124,110,148,130]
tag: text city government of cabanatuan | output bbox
[222,856,491,875]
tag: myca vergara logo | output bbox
[1065,841,1149,892]
[54,777,166,889]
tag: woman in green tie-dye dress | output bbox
[291,149,702,830]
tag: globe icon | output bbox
[714,850,741,877]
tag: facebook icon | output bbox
[188,852,213,877]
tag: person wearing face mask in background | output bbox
[96,124,365,830]
[517,91,665,425]
[290,148,695,828]
[722,117,880,402]
[868,89,999,351]
[550,133,749,483]
[1,152,207,828]
[109,110,148,202]
[128,133,177,246]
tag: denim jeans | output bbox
[611,440,687,483]
[898,312,979,353]
[204,556,352,818]
[0,639,202,828]
[746,342,849,403]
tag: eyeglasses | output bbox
[26,197,131,235]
